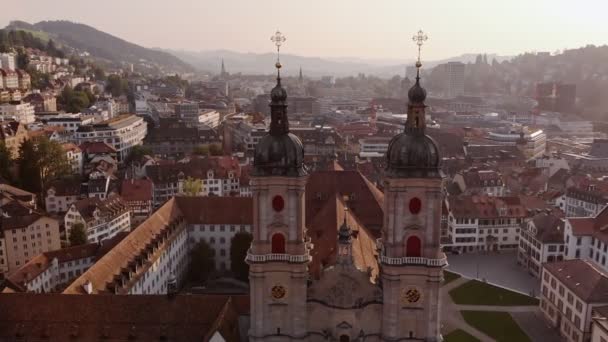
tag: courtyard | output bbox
[445,251,540,296]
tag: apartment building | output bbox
[75,115,147,162]
[453,167,506,197]
[565,206,608,272]
[518,212,565,277]
[64,196,131,243]
[445,195,527,253]
[541,260,608,342]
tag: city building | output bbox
[64,196,131,243]
[15,69,30,90]
[144,120,219,157]
[23,92,57,112]
[45,178,82,214]
[486,127,547,160]
[45,114,95,133]
[445,195,527,253]
[75,115,147,162]
[591,306,608,342]
[565,185,608,218]
[436,61,465,98]
[564,206,608,272]
[120,178,154,224]
[541,259,608,342]
[453,168,506,196]
[146,156,242,207]
[0,213,61,274]
[3,234,126,293]
[0,101,36,124]
[62,143,84,175]
[0,120,28,159]
[518,212,565,277]
[0,53,16,71]
[174,101,199,123]
[0,68,18,89]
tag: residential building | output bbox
[62,143,84,175]
[0,213,61,274]
[45,178,82,214]
[3,234,125,293]
[565,185,608,218]
[0,101,36,124]
[63,197,189,295]
[0,68,18,89]
[45,114,95,133]
[435,61,465,98]
[146,156,242,207]
[23,92,57,112]
[486,127,547,160]
[445,195,527,253]
[75,114,147,162]
[565,206,608,272]
[15,70,30,90]
[0,53,16,71]
[518,212,566,277]
[541,259,608,342]
[64,196,131,243]
[174,101,199,123]
[120,178,153,224]
[144,120,219,157]
[359,136,391,158]
[0,120,28,158]
[453,168,506,196]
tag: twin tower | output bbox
[246,46,446,341]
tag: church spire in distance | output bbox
[269,30,289,135]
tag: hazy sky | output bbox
[2,0,607,61]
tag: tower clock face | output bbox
[401,287,422,305]
[271,285,286,299]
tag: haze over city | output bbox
[2,0,608,61]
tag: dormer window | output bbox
[207,171,214,179]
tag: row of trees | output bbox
[0,29,65,58]
[188,231,253,284]
[57,85,95,113]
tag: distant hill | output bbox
[5,20,194,73]
[167,49,512,78]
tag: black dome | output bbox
[253,133,306,177]
[271,83,287,103]
[408,80,427,103]
[385,132,441,178]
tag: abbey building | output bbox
[247,47,447,341]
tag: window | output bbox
[405,236,422,257]
[271,233,286,254]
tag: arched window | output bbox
[406,236,421,257]
[271,233,286,254]
[339,335,350,342]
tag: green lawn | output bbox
[443,270,461,285]
[461,311,531,342]
[443,329,480,342]
[449,280,539,306]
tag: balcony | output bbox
[246,251,311,264]
[378,255,448,267]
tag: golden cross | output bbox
[412,30,428,65]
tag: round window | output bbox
[409,197,422,214]
[272,195,285,212]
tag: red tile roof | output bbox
[120,178,153,202]
[79,141,117,154]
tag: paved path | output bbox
[441,277,495,342]
[455,304,538,313]
[511,311,565,342]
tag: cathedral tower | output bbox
[380,30,447,341]
[247,31,310,341]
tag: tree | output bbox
[182,177,203,196]
[18,137,71,197]
[125,145,152,164]
[230,231,253,282]
[69,222,87,246]
[106,74,129,97]
[16,48,29,69]
[58,86,91,113]
[188,240,215,283]
[0,142,13,181]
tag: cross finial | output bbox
[270,30,287,74]
[412,30,428,69]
